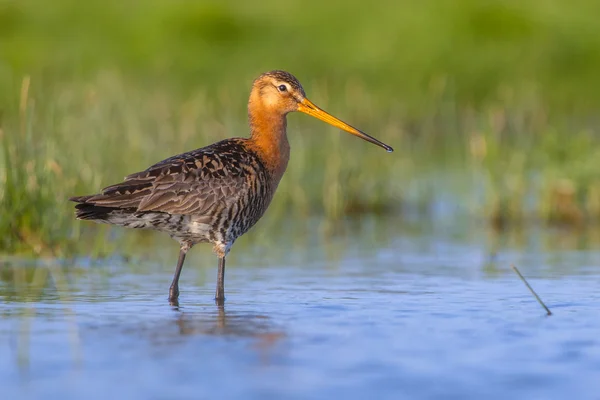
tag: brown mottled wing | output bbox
[79,139,253,216]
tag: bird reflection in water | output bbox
[141,304,286,363]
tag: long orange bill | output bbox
[297,98,393,152]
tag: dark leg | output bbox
[169,246,188,303]
[215,256,226,305]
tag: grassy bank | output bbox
[1,0,600,254]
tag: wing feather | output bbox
[71,139,257,216]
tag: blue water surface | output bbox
[1,219,599,400]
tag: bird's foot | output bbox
[168,285,179,305]
[214,294,225,307]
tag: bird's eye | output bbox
[278,84,287,92]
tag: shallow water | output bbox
[1,219,600,399]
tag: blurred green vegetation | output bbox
[2,0,600,255]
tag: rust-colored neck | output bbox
[246,90,291,184]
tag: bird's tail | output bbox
[69,195,174,230]
[69,195,132,223]
[72,203,116,221]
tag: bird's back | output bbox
[70,138,275,246]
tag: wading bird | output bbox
[70,70,393,305]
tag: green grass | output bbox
[2,0,600,254]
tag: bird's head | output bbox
[251,70,393,152]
